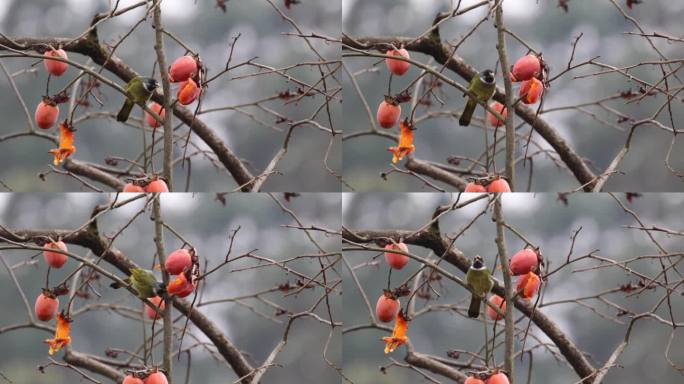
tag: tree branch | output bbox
[63,349,126,383]
[152,0,174,189]
[494,1,516,189]
[152,195,173,382]
[62,158,126,191]
[493,196,515,380]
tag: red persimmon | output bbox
[510,248,538,276]
[145,103,165,128]
[511,55,541,82]
[165,249,192,275]
[377,99,401,129]
[384,242,409,270]
[145,180,169,193]
[465,182,487,192]
[35,101,59,129]
[385,48,410,76]
[145,296,165,320]
[487,102,507,127]
[44,49,69,76]
[376,294,400,323]
[169,56,198,83]
[35,293,59,321]
[487,178,511,193]
[44,241,68,268]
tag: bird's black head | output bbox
[480,69,495,85]
[142,78,159,93]
[472,255,484,269]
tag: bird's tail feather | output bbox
[459,99,477,126]
[468,295,481,318]
[117,100,134,122]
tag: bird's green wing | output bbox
[130,268,158,299]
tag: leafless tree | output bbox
[0,0,340,192]
[342,192,683,383]
[0,192,342,383]
[341,1,683,192]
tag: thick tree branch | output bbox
[152,196,173,382]
[62,158,126,190]
[405,344,468,383]
[152,0,174,189]
[63,349,125,383]
[494,1,516,189]
[493,196,515,380]
[406,157,468,190]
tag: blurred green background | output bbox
[342,0,684,192]
[343,192,684,383]
[0,192,341,383]
[0,0,341,192]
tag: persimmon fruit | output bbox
[123,375,144,384]
[465,182,487,192]
[519,78,543,104]
[145,180,169,193]
[44,241,68,268]
[35,101,59,129]
[35,293,59,321]
[167,274,195,298]
[169,55,197,83]
[377,99,401,129]
[511,55,540,82]
[145,103,165,128]
[487,102,507,127]
[145,296,165,320]
[465,377,485,384]
[486,371,510,384]
[384,242,409,270]
[165,249,192,275]
[376,294,400,323]
[510,248,538,276]
[144,371,168,384]
[486,295,506,321]
[385,48,410,76]
[517,272,541,299]
[44,49,69,76]
[487,178,511,193]
[177,78,201,105]
[123,183,145,192]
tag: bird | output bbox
[116,76,159,122]
[458,69,496,127]
[465,255,493,318]
[110,268,165,300]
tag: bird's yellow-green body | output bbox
[459,69,496,126]
[116,76,159,122]
[110,268,163,299]
[128,268,160,299]
[465,256,493,318]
